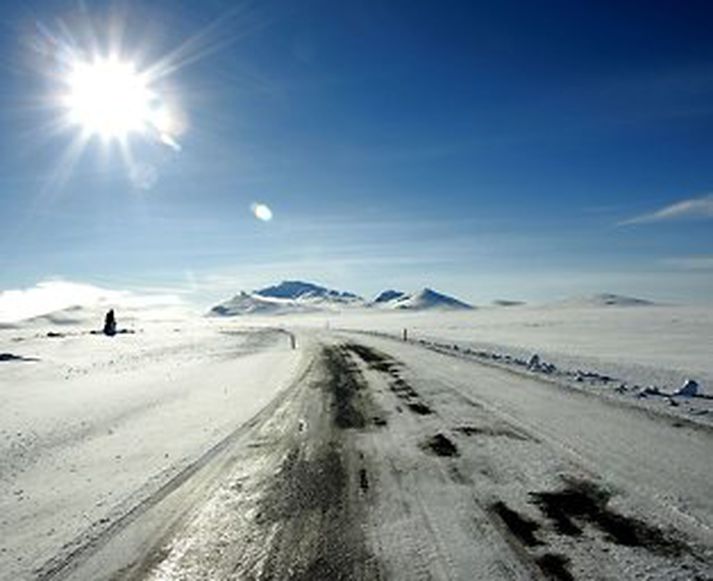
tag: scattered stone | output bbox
[528,354,541,370]
[540,362,556,374]
[422,433,459,457]
[0,353,38,362]
[674,379,699,398]
[638,386,661,398]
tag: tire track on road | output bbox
[345,339,713,580]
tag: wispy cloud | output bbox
[662,255,713,271]
[619,193,713,225]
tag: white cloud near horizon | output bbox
[0,280,183,324]
[619,193,713,225]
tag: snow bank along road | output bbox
[5,327,713,580]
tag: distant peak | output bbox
[555,293,655,307]
[492,299,525,307]
[210,280,474,316]
[374,289,406,303]
[255,280,360,301]
[393,287,473,310]
[210,279,363,316]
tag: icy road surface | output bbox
[2,326,712,580]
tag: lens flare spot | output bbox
[251,202,273,221]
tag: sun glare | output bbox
[31,12,219,190]
[64,57,153,139]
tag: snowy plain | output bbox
[1,298,712,579]
[0,307,304,580]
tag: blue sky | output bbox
[1,0,712,306]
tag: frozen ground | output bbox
[0,312,304,580]
[1,303,712,579]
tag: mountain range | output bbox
[209,280,474,316]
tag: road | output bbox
[31,330,713,580]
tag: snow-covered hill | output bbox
[390,288,474,311]
[209,292,321,317]
[555,293,656,308]
[492,299,525,307]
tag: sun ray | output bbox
[142,2,267,81]
[37,130,90,205]
[26,3,273,199]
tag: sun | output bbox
[64,57,155,140]
[31,14,208,190]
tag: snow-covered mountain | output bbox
[210,282,474,316]
[256,280,361,303]
[209,281,364,316]
[373,290,407,304]
[388,288,474,311]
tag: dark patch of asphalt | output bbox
[530,479,689,557]
[253,345,383,580]
[421,433,459,458]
